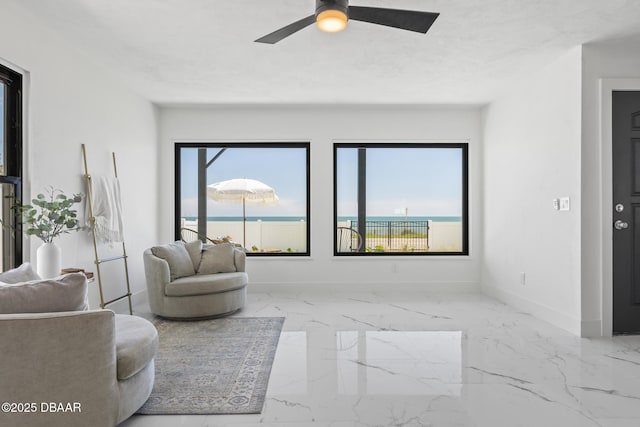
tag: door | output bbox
[613,91,640,334]
[0,64,23,271]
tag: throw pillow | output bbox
[151,241,195,281]
[0,262,40,284]
[184,239,203,272]
[0,273,89,314]
[197,243,237,274]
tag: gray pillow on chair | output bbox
[151,241,196,281]
[0,262,40,284]
[184,240,203,271]
[0,273,89,314]
[197,243,237,274]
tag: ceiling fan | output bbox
[255,0,439,44]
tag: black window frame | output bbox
[174,141,311,257]
[333,142,469,256]
[0,63,23,269]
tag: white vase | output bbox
[37,242,61,279]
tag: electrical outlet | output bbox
[552,199,560,210]
[520,272,526,286]
[559,197,570,211]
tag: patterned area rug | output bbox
[138,317,284,415]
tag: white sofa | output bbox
[143,241,248,319]
[0,269,157,427]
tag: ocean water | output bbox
[183,216,461,222]
[338,216,462,223]
[183,216,307,222]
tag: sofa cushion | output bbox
[165,272,247,297]
[0,273,88,314]
[151,241,195,281]
[114,314,158,380]
[184,239,203,271]
[0,262,40,284]
[197,243,237,274]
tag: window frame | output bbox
[333,142,469,256]
[174,141,311,257]
[0,63,23,269]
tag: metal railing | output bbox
[351,220,430,252]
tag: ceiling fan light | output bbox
[316,10,348,32]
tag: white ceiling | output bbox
[14,0,640,105]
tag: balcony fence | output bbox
[350,220,430,252]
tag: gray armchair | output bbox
[143,242,248,319]
[0,309,157,427]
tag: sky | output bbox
[180,145,464,218]
[336,147,463,217]
[180,146,307,217]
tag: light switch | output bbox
[552,199,560,210]
[559,197,570,211]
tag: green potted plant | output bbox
[11,187,83,278]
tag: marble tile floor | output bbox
[120,290,640,427]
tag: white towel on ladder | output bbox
[88,176,124,244]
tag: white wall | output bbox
[0,2,159,311]
[581,37,640,336]
[159,105,482,290]
[482,47,583,335]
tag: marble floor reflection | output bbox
[120,291,640,427]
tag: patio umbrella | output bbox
[207,178,279,248]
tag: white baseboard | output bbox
[118,283,479,315]
[581,319,604,338]
[248,281,480,293]
[481,284,582,336]
[99,281,603,336]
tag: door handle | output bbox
[615,220,629,230]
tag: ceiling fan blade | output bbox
[255,15,316,44]
[348,6,439,34]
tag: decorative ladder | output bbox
[81,143,133,314]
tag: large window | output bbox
[334,143,468,256]
[0,64,23,270]
[175,142,310,256]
